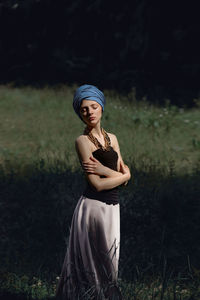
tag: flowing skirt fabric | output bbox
[56,196,120,299]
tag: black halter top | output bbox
[83,146,119,205]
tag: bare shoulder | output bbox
[75,135,92,160]
[107,132,118,146]
[75,135,89,151]
[75,134,88,146]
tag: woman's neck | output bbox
[86,123,102,138]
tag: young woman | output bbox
[56,84,131,300]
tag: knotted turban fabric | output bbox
[73,84,106,119]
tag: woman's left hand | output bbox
[82,157,107,176]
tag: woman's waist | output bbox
[83,185,119,205]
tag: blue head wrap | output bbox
[73,84,106,119]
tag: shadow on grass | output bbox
[0,161,84,278]
[0,292,55,300]
[0,159,200,285]
[120,163,200,280]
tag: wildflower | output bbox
[180,289,188,294]
[184,120,190,123]
[159,114,163,118]
[37,280,42,286]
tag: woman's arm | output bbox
[81,134,130,177]
[75,136,130,192]
[82,156,123,178]
[110,134,126,171]
[80,133,131,183]
[110,133,131,185]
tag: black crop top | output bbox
[83,147,119,205]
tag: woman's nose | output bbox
[88,108,93,115]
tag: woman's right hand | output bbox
[120,162,131,181]
[82,156,107,176]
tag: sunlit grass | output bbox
[0,84,199,174]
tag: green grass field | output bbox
[1,85,200,299]
[1,84,200,173]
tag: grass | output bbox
[0,84,199,173]
[0,272,56,299]
[0,84,200,299]
[1,268,200,299]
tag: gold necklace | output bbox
[84,127,111,151]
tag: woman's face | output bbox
[80,100,102,126]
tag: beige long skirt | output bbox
[56,196,120,299]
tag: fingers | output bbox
[119,161,124,173]
[81,160,97,173]
[82,161,96,168]
[89,156,98,162]
[82,166,96,173]
[82,157,98,165]
[120,162,129,175]
[82,164,96,169]
[120,161,125,170]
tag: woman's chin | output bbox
[86,119,99,126]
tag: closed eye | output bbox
[80,105,98,113]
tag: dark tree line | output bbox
[0,0,200,105]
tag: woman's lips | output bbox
[89,117,95,121]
